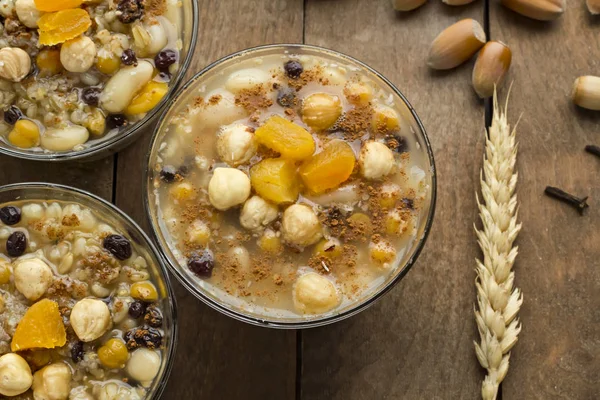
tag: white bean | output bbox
[100,61,153,113]
[45,203,62,220]
[41,125,89,152]
[57,252,73,274]
[225,68,271,93]
[193,89,247,130]
[127,349,161,385]
[144,23,167,56]
[21,203,44,222]
[164,0,181,26]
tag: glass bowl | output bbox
[145,44,437,328]
[0,183,177,399]
[0,0,198,162]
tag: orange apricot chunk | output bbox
[34,0,83,12]
[38,9,92,46]
[299,140,356,194]
[11,299,67,352]
[250,158,300,205]
[254,115,315,160]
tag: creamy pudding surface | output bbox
[149,50,433,320]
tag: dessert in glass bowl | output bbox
[0,0,197,160]
[147,45,436,327]
[0,184,176,399]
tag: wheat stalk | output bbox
[474,89,523,400]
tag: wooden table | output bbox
[1,0,599,398]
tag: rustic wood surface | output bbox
[1,0,599,398]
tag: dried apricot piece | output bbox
[250,158,300,205]
[38,9,92,46]
[125,81,168,115]
[11,299,67,352]
[34,0,83,12]
[254,115,315,160]
[300,140,356,194]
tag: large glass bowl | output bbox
[0,183,177,399]
[0,0,198,162]
[145,44,437,328]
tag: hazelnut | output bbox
[239,196,278,231]
[32,362,71,400]
[281,204,322,247]
[301,93,342,131]
[13,257,53,301]
[208,168,251,211]
[293,272,340,314]
[60,36,97,73]
[0,47,31,82]
[126,348,161,385]
[70,299,112,342]
[0,353,33,396]
[15,0,42,28]
[359,141,395,180]
[216,123,257,166]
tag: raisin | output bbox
[128,300,146,319]
[124,329,141,350]
[0,206,21,225]
[103,234,132,260]
[187,250,214,278]
[276,87,296,107]
[116,0,144,24]
[401,198,414,210]
[284,60,303,79]
[385,135,409,154]
[106,114,128,130]
[141,326,162,348]
[144,305,163,328]
[71,341,84,363]
[6,231,26,257]
[154,49,177,72]
[4,106,23,125]
[159,165,177,183]
[121,48,138,66]
[81,87,101,106]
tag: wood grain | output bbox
[301,0,485,399]
[113,1,303,399]
[490,4,600,399]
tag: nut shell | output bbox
[572,76,600,111]
[391,0,427,11]
[588,0,600,14]
[501,0,565,20]
[428,19,486,70]
[472,41,512,98]
[0,47,31,82]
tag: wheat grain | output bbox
[474,89,523,400]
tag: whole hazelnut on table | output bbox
[240,196,278,231]
[293,272,340,314]
[0,353,33,396]
[281,204,322,247]
[32,362,71,400]
[0,47,31,82]
[13,257,53,301]
[70,299,112,342]
[208,167,251,211]
[216,123,257,166]
[359,141,395,180]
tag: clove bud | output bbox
[544,186,589,215]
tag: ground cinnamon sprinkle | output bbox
[234,85,274,115]
[61,214,80,227]
[337,105,374,141]
[286,65,329,91]
[146,0,167,17]
[208,94,222,105]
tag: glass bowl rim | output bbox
[0,0,199,162]
[144,43,437,329]
[0,182,178,399]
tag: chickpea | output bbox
[130,281,158,301]
[301,93,342,131]
[70,299,112,342]
[293,273,340,314]
[216,123,257,166]
[13,258,53,301]
[239,196,278,231]
[369,240,396,265]
[185,219,211,246]
[0,353,33,397]
[208,168,251,211]
[258,229,283,253]
[344,80,373,105]
[8,119,40,149]
[358,141,395,180]
[169,182,196,202]
[98,339,129,369]
[32,362,71,400]
[313,238,343,259]
[281,204,322,247]
[0,259,11,284]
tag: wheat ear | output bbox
[474,89,523,400]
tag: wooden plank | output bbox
[301,1,485,399]
[490,5,600,399]
[0,155,114,201]
[114,1,304,399]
